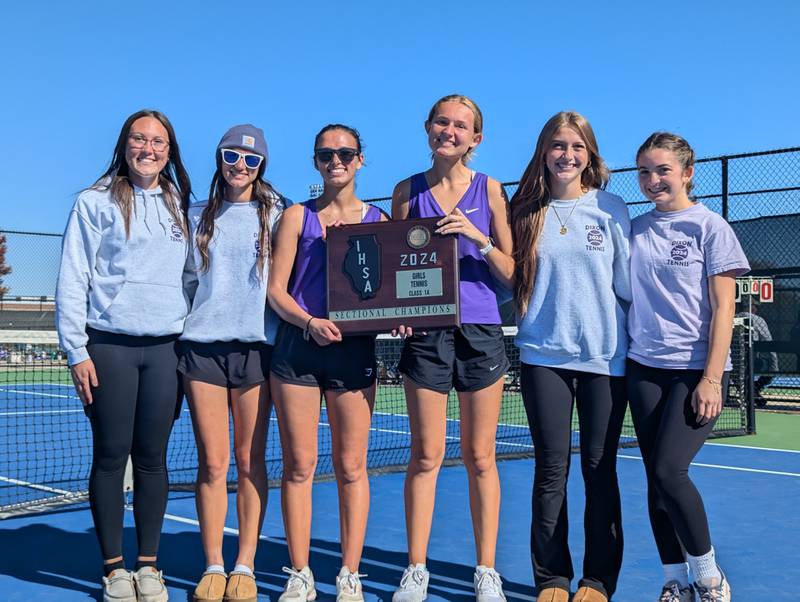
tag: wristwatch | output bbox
[478,237,495,256]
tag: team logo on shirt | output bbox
[344,234,381,300]
[668,240,692,266]
[169,219,184,242]
[585,225,605,252]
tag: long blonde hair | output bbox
[511,111,609,315]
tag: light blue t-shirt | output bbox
[181,195,289,344]
[627,203,750,370]
[515,189,631,376]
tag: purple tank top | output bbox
[289,199,384,318]
[408,172,501,324]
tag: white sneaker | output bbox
[336,566,366,602]
[133,567,169,602]
[392,564,429,602]
[694,569,730,602]
[659,580,696,602]
[102,569,137,602]
[278,566,317,601]
[474,566,506,602]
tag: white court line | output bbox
[618,454,800,478]
[0,387,76,399]
[150,508,536,600]
[0,474,82,496]
[706,442,800,454]
[0,409,83,416]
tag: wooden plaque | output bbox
[326,217,460,335]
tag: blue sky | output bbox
[1,0,799,294]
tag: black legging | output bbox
[521,364,627,598]
[626,359,729,563]
[86,328,179,561]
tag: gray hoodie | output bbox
[55,184,191,365]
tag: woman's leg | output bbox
[574,373,627,598]
[457,377,504,567]
[648,372,724,557]
[403,378,449,565]
[130,339,181,567]
[325,383,375,570]
[86,341,140,571]
[627,360,690,565]
[186,379,231,568]
[230,382,270,569]
[520,364,575,594]
[271,374,321,569]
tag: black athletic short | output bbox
[270,322,376,392]
[177,340,272,388]
[398,323,509,393]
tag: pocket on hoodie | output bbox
[99,280,189,330]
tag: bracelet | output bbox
[702,376,721,393]
[478,237,495,257]
[303,317,315,341]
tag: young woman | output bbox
[511,111,631,602]
[628,133,748,602]
[180,125,289,602]
[268,124,386,602]
[55,109,192,602]
[391,94,514,602]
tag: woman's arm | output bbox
[55,202,101,404]
[391,178,411,220]
[434,177,514,288]
[267,203,341,345]
[692,271,737,424]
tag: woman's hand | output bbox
[391,325,416,339]
[308,317,342,346]
[70,359,98,406]
[692,377,722,425]
[435,208,487,247]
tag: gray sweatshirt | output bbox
[181,196,289,344]
[55,185,191,365]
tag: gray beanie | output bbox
[217,124,268,167]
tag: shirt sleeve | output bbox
[704,217,750,277]
[611,202,632,304]
[55,202,101,366]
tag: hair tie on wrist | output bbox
[303,317,315,341]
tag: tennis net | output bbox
[0,326,751,517]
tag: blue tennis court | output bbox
[1,433,797,600]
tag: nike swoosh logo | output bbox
[465,207,479,214]
[489,364,499,371]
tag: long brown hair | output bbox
[511,111,610,315]
[91,109,191,238]
[194,151,281,279]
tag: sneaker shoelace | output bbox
[282,567,311,593]
[659,583,684,602]
[341,571,367,594]
[475,569,503,595]
[398,567,427,591]
[696,582,726,602]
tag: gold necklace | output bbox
[550,199,580,235]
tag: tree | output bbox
[0,233,11,296]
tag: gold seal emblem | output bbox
[406,225,431,249]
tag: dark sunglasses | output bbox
[314,147,359,165]
[221,148,264,169]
